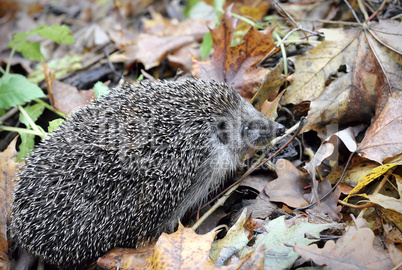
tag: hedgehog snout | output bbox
[241,119,277,147]
[276,123,285,136]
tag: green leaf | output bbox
[183,0,201,18]
[213,0,225,20]
[8,39,41,61]
[48,118,65,133]
[187,1,215,20]
[17,132,35,161]
[19,103,45,128]
[200,32,213,59]
[0,73,45,109]
[34,24,74,44]
[7,32,29,46]
[93,81,110,99]
[8,24,74,62]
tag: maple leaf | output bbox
[191,5,277,99]
[281,20,401,137]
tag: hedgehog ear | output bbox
[216,121,229,145]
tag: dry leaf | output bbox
[305,179,342,222]
[344,163,399,202]
[251,61,287,112]
[368,193,402,213]
[52,80,95,115]
[358,91,402,164]
[0,138,23,270]
[97,245,154,269]
[124,11,209,70]
[152,223,218,269]
[191,5,277,99]
[294,228,395,270]
[265,159,310,208]
[281,21,402,137]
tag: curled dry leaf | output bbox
[368,193,402,213]
[344,163,399,202]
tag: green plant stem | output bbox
[230,12,263,29]
[0,126,44,136]
[18,105,46,138]
[273,31,288,76]
[277,40,321,45]
[34,99,66,118]
[6,47,16,74]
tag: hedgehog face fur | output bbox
[11,79,282,269]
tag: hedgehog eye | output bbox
[241,125,250,136]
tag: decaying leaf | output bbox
[239,215,337,270]
[100,223,218,269]
[210,209,250,266]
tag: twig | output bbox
[344,0,362,24]
[295,151,355,211]
[357,0,369,21]
[256,1,324,67]
[366,0,386,22]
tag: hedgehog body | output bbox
[11,79,280,269]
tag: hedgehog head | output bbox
[213,97,281,159]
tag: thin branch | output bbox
[344,0,362,24]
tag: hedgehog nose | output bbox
[276,123,285,136]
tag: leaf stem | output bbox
[18,105,46,138]
[0,126,44,136]
[34,99,66,118]
[6,47,16,74]
[273,31,288,76]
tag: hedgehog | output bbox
[11,79,284,269]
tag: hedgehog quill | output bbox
[11,79,284,269]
